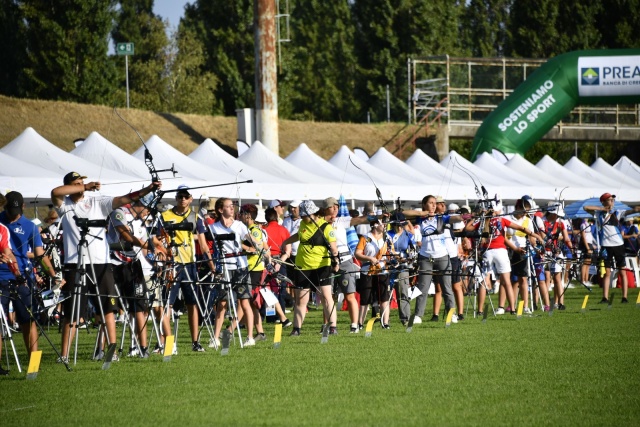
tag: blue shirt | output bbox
[0,212,43,280]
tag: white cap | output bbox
[448,203,459,212]
[289,199,302,208]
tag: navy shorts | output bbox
[0,280,37,324]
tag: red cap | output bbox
[599,193,615,203]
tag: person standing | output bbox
[161,185,211,352]
[0,192,56,373]
[210,198,255,347]
[51,172,160,362]
[387,212,416,326]
[281,200,339,336]
[585,193,640,303]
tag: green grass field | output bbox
[2,289,639,426]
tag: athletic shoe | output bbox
[111,353,120,362]
[209,338,220,349]
[495,308,505,315]
[457,314,465,321]
[192,342,205,352]
[350,326,359,333]
[152,344,164,355]
[282,319,292,328]
[558,304,566,310]
[381,323,390,329]
[0,366,9,376]
[140,349,150,359]
[93,351,104,361]
[358,323,364,330]
[476,311,484,317]
[451,314,458,324]
[290,328,301,336]
[400,320,408,326]
[243,337,256,347]
[127,347,139,357]
[599,298,609,304]
[621,297,629,304]
[412,316,422,324]
[429,315,439,322]
[553,303,560,309]
[255,333,267,342]
[329,326,338,335]
[543,305,550,312]
[523,307,533,314]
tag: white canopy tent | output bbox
[189,138,288,183]
[285,143,370,185]
[591,157,640,187]
[613,156,640,183]
[536,155,586,186]
[504,153,560,186]
[564,156,620,188]
[1,127,136,182]
[404,149,467,185]
[71,132,148,179]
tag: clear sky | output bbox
[153,0,192,32]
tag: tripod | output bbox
[0,299,20,372]
[464,237,496,318]
[213,239,244,348]
[66,224,110,365]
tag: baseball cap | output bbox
[322,197,338,209]
[63,171,87,185]
[289,200,302,208]
[435,196,445,203]
[176,185,191,196]
[460,205,471,214]
[269,199,286,208]
[299,200,319,217]
[448,203,459,212]
[5,191,23,217]
[600,192,615,203]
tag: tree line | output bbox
[1,0,638,123]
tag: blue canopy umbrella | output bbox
[563,197,631,218]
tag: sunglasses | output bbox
[176,194,191,200]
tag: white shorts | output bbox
[482,248,511,275]
[549,254,565,274]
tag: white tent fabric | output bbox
[238,141,352,200]
[285,143,370,185]
[71,132,147,179]
[405,149,467,185]
[504,154,560,186]
[440,150,503,187]
[475,152,545,186]
[613,156,640,183]
[189,138,288,183]
[0,151,59,178]
[329,146,413,186]
[132,135,239,183]
[591,157,640,187]
[564,156,620,188]
[1,127,136,182]
[536,155,586,186]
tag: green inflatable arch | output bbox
[471,49,640,160]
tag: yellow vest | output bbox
[162,208,196,263]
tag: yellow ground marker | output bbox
[581,295,589,312]
[516,301,524,318]
[445,308,455,327]
[273,324,282,349]
[163,335,175,362]
[364,317,377,338]
[26,350,42,380]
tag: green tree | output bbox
[597,0,640,49]
[462,0,512,57]
[0,1,27,97]
[112,0,169,110]
[182,0,254,116]
[281,0,360,121]
[165,26,219,114]
[21,0,117,103]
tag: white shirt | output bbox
[332,216,353,263]
[56,195,113,264]
[209,220,249,270]
[283,216,301,255]
[506,215,533,248]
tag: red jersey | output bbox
[263,220,290,256]
[0,223,11,251]
[472,217,513,250]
